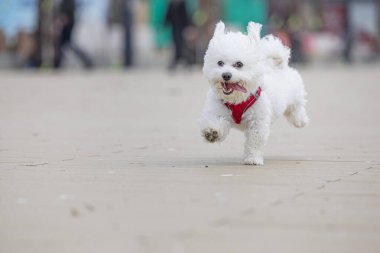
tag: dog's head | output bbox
[203,21,263,103]
[203,21,271,104]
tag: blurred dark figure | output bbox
[289,30,305,64]
[342,0,353,63]
[108,0,134,67]
[164,0,190,70]
[29,0,44,68]
[53,0,93,69]
[30,0,52,68]
[287,14,305,64]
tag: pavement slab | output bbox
[0,66,379,253]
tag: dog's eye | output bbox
[234,61,243,68]
[217,61,224,67]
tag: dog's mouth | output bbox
[221,82,247,95]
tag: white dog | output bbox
[199,21,309,165]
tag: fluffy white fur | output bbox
[199,21,309,165]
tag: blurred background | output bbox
[0,0,379,70]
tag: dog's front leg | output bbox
[200,115,231,143]
[243,116,271,165]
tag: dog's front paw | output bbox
[243,155,264,166]
[202,128,220,143]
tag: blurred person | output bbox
[53,0,93,69]
[193,0,222,64]
[342,0,353,63]
[30,0,53,68]
[107,0,134,67]
[164,0,190,70]
[287,14,305,64]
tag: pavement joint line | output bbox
[61,158,75,161]
[22,162,49,167]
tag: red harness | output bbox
[224,87,262,124]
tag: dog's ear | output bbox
[213,21,225,37]
[247,22,262,44]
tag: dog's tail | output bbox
[260,35,290,69]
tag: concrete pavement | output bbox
[0,66,379,253]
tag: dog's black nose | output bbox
[222,72,232,81]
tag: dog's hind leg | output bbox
[284,102,309,128]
